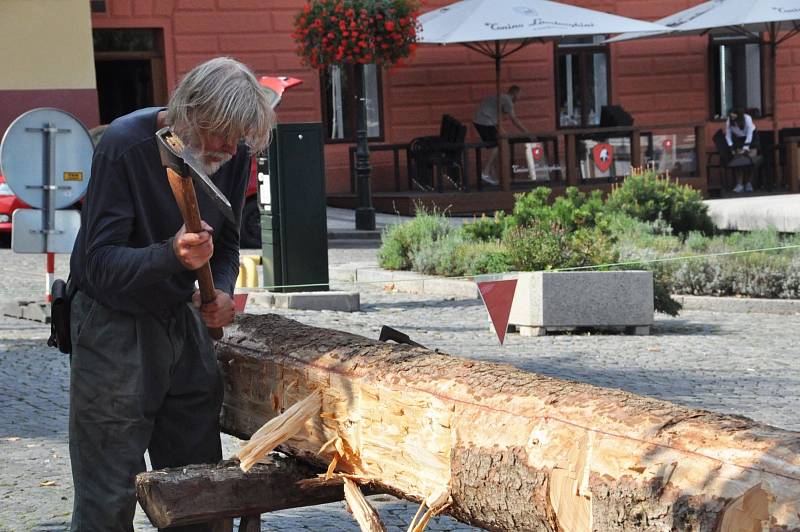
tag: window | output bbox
[555,36,610,128]
[320,64,383,143]
[710,34,769,119]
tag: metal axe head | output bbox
[156,126,236,224]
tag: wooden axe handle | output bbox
[166,168,223,340]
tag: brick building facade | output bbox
[5,0,800,196]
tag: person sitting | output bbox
[472,85,529,185]
[726,108,757,193]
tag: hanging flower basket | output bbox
[292,0,420,69]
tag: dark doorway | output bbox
[95,59,153,124]
[93,28,167,125]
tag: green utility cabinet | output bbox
[259,122,329,292]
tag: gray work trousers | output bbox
[69,291,224,531]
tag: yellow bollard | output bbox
[236,255,262,288]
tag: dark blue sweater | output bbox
[70,107,249,316]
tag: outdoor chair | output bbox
[707,129,763,192]
[409,114,467,192]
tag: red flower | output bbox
[293,0,419,69]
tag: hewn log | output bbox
[135,456,344,527]
[217,314,800,531]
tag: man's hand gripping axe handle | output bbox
[165,168,224,340]
[157,126,235,341]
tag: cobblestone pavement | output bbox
[1,246,799,530]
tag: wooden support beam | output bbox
[695,124,707,186]
[565,133,578,185]
[787,138,800,193]
[630,130,641,170]
[217,314,800,531]
[135,457,345,528]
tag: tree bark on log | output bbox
[135,457,343,527]
[217,314,800,531]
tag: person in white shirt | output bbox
[473,85,529,185]
[726,108,757,193]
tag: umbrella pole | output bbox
[495,41,511,191]
[770,25,780,188]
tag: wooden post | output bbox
[787,138,800,193]
[565,133,578,185]
[216,314,800,531]
[238,516,261,532]
[630,129,641,173]
[695,124,708,187]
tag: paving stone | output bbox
[0,246,798,530]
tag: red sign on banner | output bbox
[592,143,614,173]
[530,143,544,162]
[477,279,518,345]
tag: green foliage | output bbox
[377,179,800,317]
[509,186,605,232]
[504,222,617,272]
[377,209,453,270]
[411,235,513,276]
[459,211,509,242]
[622,226,800,300]
[606,169,714,235]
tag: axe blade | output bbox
[156,126,236,224]
[179,148,236,224]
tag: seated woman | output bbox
[726,108,757,193]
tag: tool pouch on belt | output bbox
[48,278,74,354]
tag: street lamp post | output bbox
[354,64,375,231]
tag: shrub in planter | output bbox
[504,222,617,272]
[509,186,605,232]
[411,234,513,277]
[378,210,453,270]
[460,211,509,242]
[606,169,714,235]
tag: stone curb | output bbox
[330,264,800,315]
[0,299,50,323]
[674,295,800,315]
[330,264,478,299]
[241,289,360,312]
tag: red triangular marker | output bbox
[234,293,248,314]
[477,279,518,345]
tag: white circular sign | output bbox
[0,108,93,209]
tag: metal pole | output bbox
[45,253,54,303]
[495,42,511,191]
[770,25,780,187]
[44,122,57,253]
[355,63,376,230]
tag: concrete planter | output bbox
[507,271,654,336]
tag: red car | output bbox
[0,173,28,240]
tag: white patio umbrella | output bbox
[418,0,669,187]
[608,0,800,149]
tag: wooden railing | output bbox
[348,122,708,193]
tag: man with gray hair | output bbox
[68,57,275,531]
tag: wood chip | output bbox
[343,477,386,532]
[236,389,322,472]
